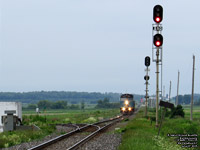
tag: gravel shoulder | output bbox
[78,111,139,150]
[0,125,76,150]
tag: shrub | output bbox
[149,108,156,112]
[170,105,185,118]
[83,117,97,123]
[31,115,47,123]
[158,108,172,119]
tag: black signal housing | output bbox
[153,5,163,23]
[153,34,163,47]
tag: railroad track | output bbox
[28,115,124,150]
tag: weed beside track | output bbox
[118,107,200,150]
[0,109,119,149]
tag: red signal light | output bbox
[155,17,161,23]
[156,41,161,46]
[153,34,163,47]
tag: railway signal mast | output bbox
[144,56,150,117]
[152,5,163,127]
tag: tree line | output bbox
[95,98,120,108]
[173,94,200,105]
[0,91,120,103]
[25,98,120,110]
[0,91,144,104]
[25,100,82,110]
[2,91,200,105]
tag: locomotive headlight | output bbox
[125,100,129,105]
[128,107,132,111]
[122,107,126,111]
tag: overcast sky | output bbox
[0,0,200,97]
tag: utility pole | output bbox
[191,55,195,121]
[176,71,180,106]
[169,81,171,102]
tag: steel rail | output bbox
[93,115,122,126]
[28,116,122,150]
[67,120,120,150]
[27,124,90,150]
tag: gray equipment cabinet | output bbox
[2,110,18,131]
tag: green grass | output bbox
[23,108,114,115]
[0,108,119,148]
[183,105,200,121]
[118,109,162,150]
[118,107,200,150]
[23,109,119,124]
[118,118,158,149]
[23,108,96,114]
[0,128,54,148]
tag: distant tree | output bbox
[69,104,79,109]
[90,101,97,104]
[183,95,191,104]
[109,102,120,108]
[194,99,200,105]
[103,97,109,103]
[51,101,68,109]
[37,100,52,110]
[71,101,78,104]
[96,98,112,108]
[81,100,85,110]
[27,104,37,110]
[177,95,183,104]
[96,100,104,108]
[103,98,111,108]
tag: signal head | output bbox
[153,34,163,47]
[153,5,163,23]
[145,56,150,67]
[144,75,150,80]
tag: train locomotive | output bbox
[120,94,135,115]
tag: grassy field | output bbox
[23,108,102,115]
[23,108,120,124]
[183,105,200,120]
[0,108,119,148]
[119,106,200,150]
